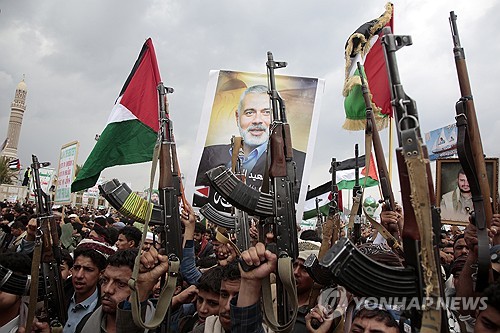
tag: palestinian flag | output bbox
[72,38,161,192]
[302,155,378,220]
[8,158,20,170]
[343,2,394,131]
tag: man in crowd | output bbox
[179,266,223,333]
[64,239,115,333]
[453,234,470,260]
[192,262,242,333]
[75,246,169,333]
[115,226,142,250]
[0,252,31,332]
[474,281,500,333]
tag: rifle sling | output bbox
[403,132,442,332]
[215,230,242,256]
[363,208,404,256]
[129,138,177,329]
[456,112,490,291]
[261,257,298,333]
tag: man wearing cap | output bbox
[64,239,116,333]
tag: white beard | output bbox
[238,123,269,148]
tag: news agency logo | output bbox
[318,288,487,318]
[351,296,488,312]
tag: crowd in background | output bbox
[0,198,499,333]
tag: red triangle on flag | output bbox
[361,155,379,181]
[195,186,209,198]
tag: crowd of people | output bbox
[0,197,499,333]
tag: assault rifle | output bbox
[156,83,184,265]
[347,144,362,244]
[131,82,184,332]
[381,27,446,332]
[26,155,67,332]
[449,11,492,292]
[206,51,299,333]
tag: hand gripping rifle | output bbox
[128,83,184,331]
[449,11,492,292]
[381,27,447,332]
[347,144,362,245]
[206,51,299,333]
[26,155,67,333]
[358,62,403,255]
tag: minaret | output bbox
[3,78,27,159]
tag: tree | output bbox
[0,156,19,185]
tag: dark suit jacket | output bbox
[194,144,306,208]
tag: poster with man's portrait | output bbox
[185,70,324,221]
[436,158,498,224]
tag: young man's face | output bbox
[236,92,271,148]
[196,289,220,324]
[218,279,240,332]
[72,256,101,301]
[453,238,469,259]
[193,232,203,243]
[475,304,500,333]
[115,234,134,250]
[11,227,23,237]
[293,258,315,295]
[100,265,133,315]
[60,261,72,280]
[350,316,399,333]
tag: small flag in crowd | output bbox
[342,2,393,131]
[8,158,20,170]
[302,155,378,220]
[72,38,162,192]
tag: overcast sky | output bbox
[1,0,499,206]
